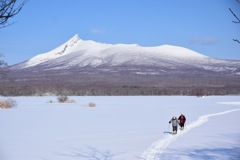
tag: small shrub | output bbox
[88,102,96,107]
[57,95,68,103]
[67,99,76,103]
[54,96,76,104]
[0,98,17,109]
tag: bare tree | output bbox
[0,1,27,78]
[0,0,27,28]
[0,54,9,78]
[229,0,240,43]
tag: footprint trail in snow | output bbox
[141,109,240,160]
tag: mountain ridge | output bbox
[13,34,212,70]
[3,34,240,96]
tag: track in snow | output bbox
[141,109,240,160]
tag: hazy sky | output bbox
[0,0,239,65]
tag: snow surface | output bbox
[19,34,209,69]
[0,96,240,160]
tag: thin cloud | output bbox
[90,28,105,34]
[190,37,218,45]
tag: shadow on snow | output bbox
[58,146,116,160]
[158,147,240,160]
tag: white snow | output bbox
[141,109,240,160]
[18,34,209,69]
[135,72,160,75]
[218,102,240,105]
[0,96,240,160]
[202,66,239,73]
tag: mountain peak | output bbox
[65,34,81,47]
[20,34,82,68]
[72,34,80,39]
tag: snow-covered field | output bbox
[0,96,240,160]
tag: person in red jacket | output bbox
[178,114,186,130]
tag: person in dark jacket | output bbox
[169,116,179,134]
[178,114,186,130]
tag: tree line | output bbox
[0,82,240,96]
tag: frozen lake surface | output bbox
[0,96,240,160]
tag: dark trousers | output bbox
[179,123,185,128]
[173,126,178,132]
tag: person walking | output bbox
[169,116,179,135]
[178,114,186,130]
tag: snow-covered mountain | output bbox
[6,34,240,96]
[12,34,240,74]
[17,34,209,68]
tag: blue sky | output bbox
[0,0,239,65]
